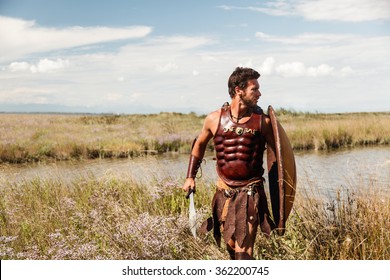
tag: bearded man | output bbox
[182,67,282,260]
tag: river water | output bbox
[1,147,389,199]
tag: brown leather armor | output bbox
[213,104,266,187]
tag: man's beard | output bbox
[240,95,258,108]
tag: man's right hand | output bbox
[182,177,196,196]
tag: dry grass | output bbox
[254,186,390,260]
[0,111,389,163]
[279,111,390,150]
[0,113,203,163]
[0,172,388,260]
[0,110,389,259]
[0,174,225,260]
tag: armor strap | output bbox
[186,155,202,179]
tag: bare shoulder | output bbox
[203,108,222,136]
[262,112,273,135]
[206,108,221,122]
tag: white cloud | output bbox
[255,32,354,45]
[0,33,218,110]
[240,59,254,68]
[340,66,354,77]
[116,35,215,75]
[0,13,387,114]
[219,0,390,22]
[259,57,276,75]
[156,62,179,73]
[31,58,70,73]
[307,64,334,77]
[258,57,347,78]
[276,62,307,77]
[139,35,215,52]
[218,3,294,17]
[297,0,390,22]
[0,16,152,62]
[7,58,70,73]
[8,62,30,72]
[254,32,390,77]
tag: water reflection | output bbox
[295,147,390,197]
[1,147,389,199]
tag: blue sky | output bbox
[1,0,389,114]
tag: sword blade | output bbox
[189,192,197,237]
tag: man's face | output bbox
[237,79,261,107]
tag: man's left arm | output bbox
[263,115,276,151]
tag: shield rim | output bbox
[267,105,297,235]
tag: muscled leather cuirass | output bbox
[213,104,266,187]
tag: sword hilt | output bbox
[185,188,195,199]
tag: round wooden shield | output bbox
[267,105,297,235]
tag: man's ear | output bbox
[235,86,242,97]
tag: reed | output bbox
[254,186,390,260]
[0,111,389,163]
[1,172,388,260]
[0,113,203,163]
[279,111,390,150]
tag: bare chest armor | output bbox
[213,105,266,187]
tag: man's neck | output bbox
[230,100,252,122]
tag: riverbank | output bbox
[1,110,389,163]
[0,173,388,260]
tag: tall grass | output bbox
[1,110,389,259]
[278,111,390,150]
[0,174,224,260]
[1,172,388,260]
[254,186,390,260]
[0,113,204,163]
[1,111,389,163]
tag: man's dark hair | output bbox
[228,67,260,98]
